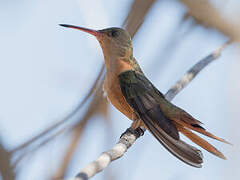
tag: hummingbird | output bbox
[60,24,230,168]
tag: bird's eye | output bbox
[111,30,120,37]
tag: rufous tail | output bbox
[177,125,226,159]
[173,118,231,145]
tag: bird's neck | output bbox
[104,55,142,91]
[104,53,143,78]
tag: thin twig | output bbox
[165,39,232,101]
[11,64,105,154]
[0,141,15,180]
[179,0,240,42]
[12,126,68,169]
[72,40,231,180]
[123,0,156,37]
[52,78,106,180]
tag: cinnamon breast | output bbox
[103,59,135,120]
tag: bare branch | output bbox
[165,39,232,101]
[52,78,107,180]
[71,41,231,180]
[0,141,15,180]
[179,0,240,42]
[123,0,156,37]
[12,127,67,169]
[75,131,137,180]
[52,119,89,180]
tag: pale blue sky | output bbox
[0,0,239,180]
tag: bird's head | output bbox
[60,24,133,59]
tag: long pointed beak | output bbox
[59,24,101,37]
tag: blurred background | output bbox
[0,0,239,180]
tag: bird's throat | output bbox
[104,57,132,77]
[104,56,142,78]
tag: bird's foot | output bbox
[120,127,145,139]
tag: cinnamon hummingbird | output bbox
[60,24,230,168]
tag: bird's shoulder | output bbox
[118,70,164,98]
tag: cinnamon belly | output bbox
[104,77,134,120]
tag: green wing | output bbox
[118,70,203,168]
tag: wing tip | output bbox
[189,150,203,168]
[194,164,202,168]
[179,147,203,168]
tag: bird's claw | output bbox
[120,127,145,138]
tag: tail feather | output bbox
[177,125,226,159]
[142,115,203,168]
[173,118,231,145]
[180,111,203,125]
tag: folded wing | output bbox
[118,70,203,167]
